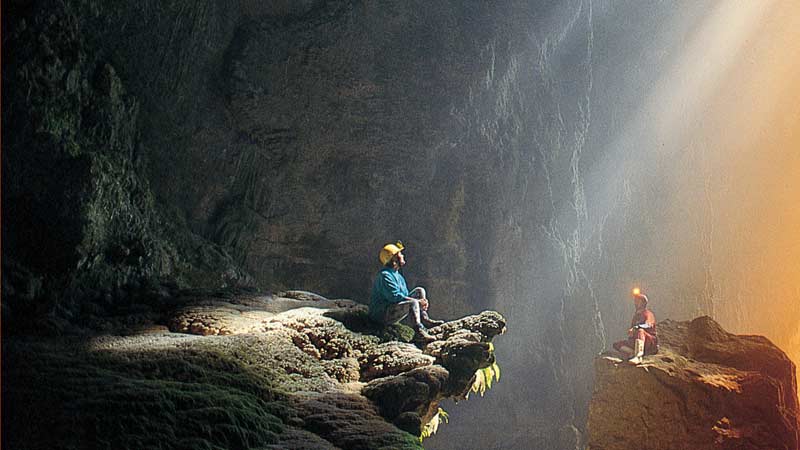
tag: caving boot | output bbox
[413,324,436,345]
[627,339,645,365]
[421,311,445,328]
[422,318,445,328]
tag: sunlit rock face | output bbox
[114,3,600,445]
[4,1,593,447]
[47,0,599,315]
[579,0,800,416]
[4,1,603,444]
[3,291,505,449]
[4,0,800,449]
[588,317,799,450]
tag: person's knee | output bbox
[410,287,427,299]
[636,329,646,340]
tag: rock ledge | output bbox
[4,290,506,450]
[587,316,799,450]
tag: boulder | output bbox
[587,316,799,450]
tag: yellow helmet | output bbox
[379,241,405,266]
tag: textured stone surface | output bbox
[166,291,353,335]
[1,0,255,338]
[3,291,505,449]
[7,1,800,449]
[587,317,800,450]
[0,1,602,447]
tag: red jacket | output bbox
[630,308,657,333]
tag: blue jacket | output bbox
[369,267,409,322]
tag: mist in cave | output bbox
[428,2,800,448]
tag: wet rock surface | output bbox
[3,291,506,449]
[587,316,800,450]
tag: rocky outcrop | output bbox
[587,316,799,450]
[3,290,506,449]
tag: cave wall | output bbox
[3,1,598,446]
[4,1,800,449]
[45,0,599,319]
[2,0,258,335]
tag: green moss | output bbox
[380,323,416,343]
[324,308,415,343]
[3,339,289,450]
[420,407,449,441]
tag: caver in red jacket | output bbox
[613,292,658,357]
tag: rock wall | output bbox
[5,1,800,449]
[588,317,799,450]
[4,5,599,444]
[2,0,255,335]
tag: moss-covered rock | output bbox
[3,291,505,449]
[3,336,288,450]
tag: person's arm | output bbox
[633,311,656,329]
[381,272,408,304]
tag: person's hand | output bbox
[627,328,634,338]
[419,298,429,311]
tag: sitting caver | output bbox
[613,288,658,364]
[369,241,444,343]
